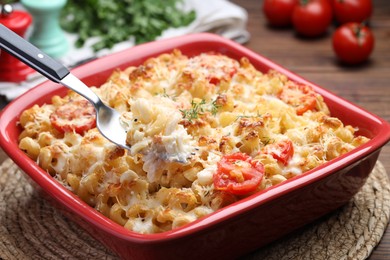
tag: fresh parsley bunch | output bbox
[60,0,196,52]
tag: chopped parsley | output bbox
[61,0,196,52]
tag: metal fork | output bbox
[0,24,129,149]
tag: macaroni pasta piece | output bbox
[18,50,369,233]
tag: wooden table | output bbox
[231,0,390,259]
[0,0,389,259]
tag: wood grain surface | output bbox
[231,0,390,259]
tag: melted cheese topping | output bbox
[18,50,369,234]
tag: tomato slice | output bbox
[213,153,264,195]
[187,53,238,85]
[50,99,96,134]
[262,139,294,165]
[279,83,317,115]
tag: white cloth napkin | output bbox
[0,0,249,100]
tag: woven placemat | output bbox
[0,159,389,260]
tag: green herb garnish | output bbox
[210,99,222,116]
[61,0,196,52]
[180,99,206,122]
[180,98,224,122]
[235,112,263,121]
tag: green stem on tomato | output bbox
[300,0,310,5]
[353,23,365,47]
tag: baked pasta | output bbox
[18,50,369,234]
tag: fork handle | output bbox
[0,24,69,83]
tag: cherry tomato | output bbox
[262,139,294,165]
[292,0,333,37]
[326,0,334,8]
[332,22,374,65]
[213,153,264,195]
[333,0,372,24]
[263,0,298,27]
[50,99,96,134]
[279,83,318,115]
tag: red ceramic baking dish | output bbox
[1,33,389,259]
